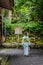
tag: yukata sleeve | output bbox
[28,37,31,46]
[22,38,24,45]
[29,40,31,45]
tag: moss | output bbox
[14,44,23,49]
[6,62,9,65]
[5,57,9,65]
[0,57,2,65]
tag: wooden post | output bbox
[18,34,19,43]
[0,14,4,45]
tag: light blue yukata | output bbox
[22,36,30,56]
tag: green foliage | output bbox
[3,0,43,41]
[12,0,43,36]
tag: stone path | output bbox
[0,49,43,56]
[0,49,43,65]
[9,54,43,65]
[9,49,43,65]
[0,49,23,56]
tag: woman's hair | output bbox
[24,32,27,36]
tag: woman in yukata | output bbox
[22,32,31,56]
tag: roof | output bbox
[0,0,14,10]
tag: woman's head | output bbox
[24,32,28,36]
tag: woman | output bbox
[22,32,31,56]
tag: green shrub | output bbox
[30,37,35,43]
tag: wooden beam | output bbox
[0,0,14,10]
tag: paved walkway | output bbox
[8,49,43,65]
[9,55,43,65]
[0,49,43,65]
